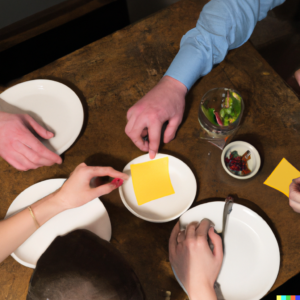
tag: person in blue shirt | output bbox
[125,0,289,159]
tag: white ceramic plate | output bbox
[5,179,111,269]
[0,79,84,155]
[119,153,197,223]
[221,141,261,180]
[173,201,280,300]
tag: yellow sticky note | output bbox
[130,157,175,205]
[264,158,300,197]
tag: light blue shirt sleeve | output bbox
[165,0,285,90]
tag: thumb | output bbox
[208,227,223,261]
[25,115,54,139]
[163,117,181,143]
[91,180,121,199]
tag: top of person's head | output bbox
[27,230,144,300]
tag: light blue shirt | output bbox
[165,0,285,90]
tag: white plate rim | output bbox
[0,79,84,155]
[5,178,111,269]
[119,153,197,223]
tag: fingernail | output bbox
[48,131,54,138]
[111,178,124,188]
[190,221,199,228]
[149,150,156,159]
[202,218,215,228]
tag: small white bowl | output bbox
[221,141,261,179]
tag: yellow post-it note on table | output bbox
[264,158,300,197]
[130,157,175,205]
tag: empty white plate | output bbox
[119,153,197,223]
[5,179,111,269]
[173,201,280,300]
[0,79,84,155]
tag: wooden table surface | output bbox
[1,0,300,299]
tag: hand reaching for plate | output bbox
[169,219,223,300]
[289,178,300,213]
[0,163,128,263]
[55,163,129,210]
[125,76,187,159]
[0,112,62,171]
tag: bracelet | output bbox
[27,206,40,229]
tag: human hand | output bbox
[55,163,129,210]
[125,76,187,159]
[295,69,300,86]
[289,178,300,213]
[169,220,223,300]
[0,112,62,171]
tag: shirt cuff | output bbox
[164,43,208,91]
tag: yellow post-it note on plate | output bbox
[130,157,175,205]
[264,158,300,197]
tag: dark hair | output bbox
[27,230,145,300]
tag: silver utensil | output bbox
[220,195,234,251]
[208,196,233,300]
[207,196,234,253]
[209,196,233,300]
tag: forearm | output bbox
[0,192,65,263]
[165,0,285,90]
[0,163,126,263]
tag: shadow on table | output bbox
[85,153,128,189]
[85,153,127,171]
[196,195,281,251]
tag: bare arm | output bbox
[0,163,128,263]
